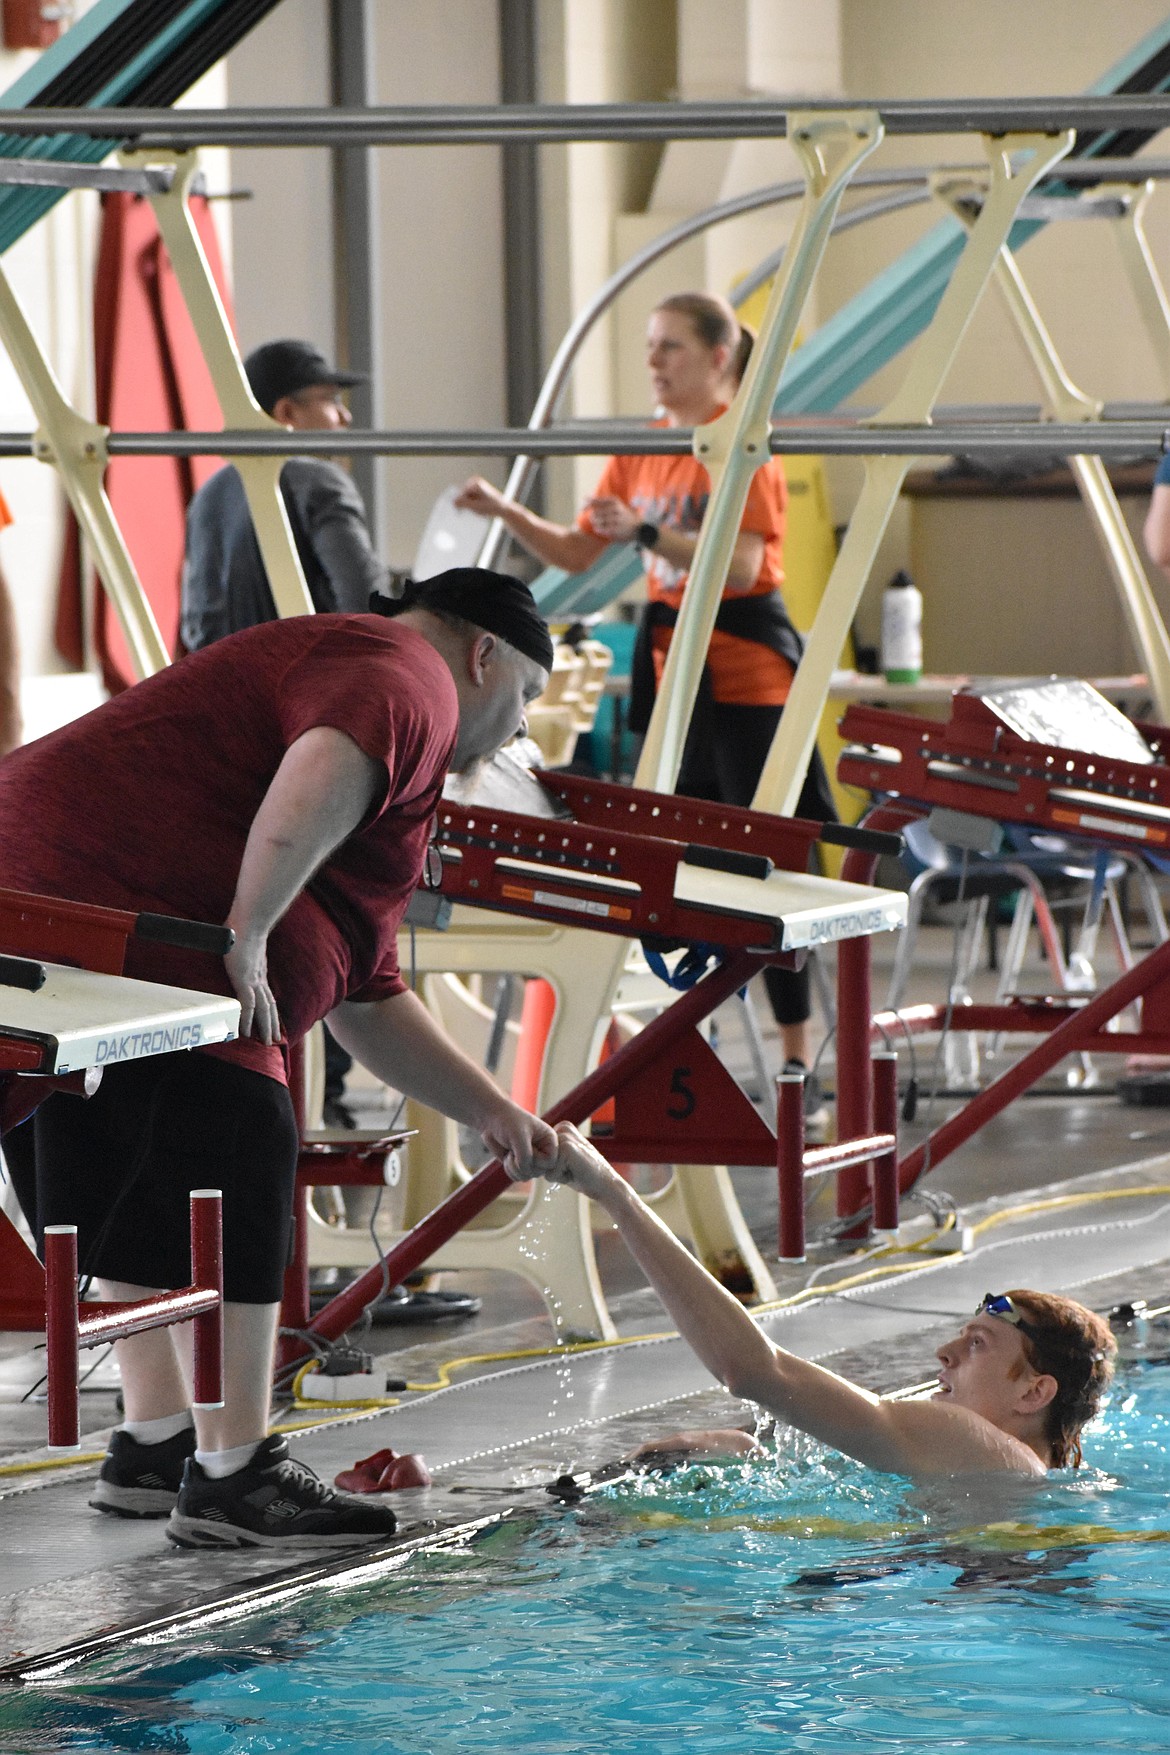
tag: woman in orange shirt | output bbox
[457,293,831,1115]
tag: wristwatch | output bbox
[635,520,660,551]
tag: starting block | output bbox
[300,762,909,1355]
[0,886,239,1446]
[833,678,1170,1216]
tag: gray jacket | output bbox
[180,458,387,650]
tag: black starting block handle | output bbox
[134,914,236,957]
[819,823,905,858]
[683,843,775,881]
[0,953,46,991]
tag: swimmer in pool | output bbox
[527,1124,1116,1479]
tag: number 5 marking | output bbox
[667,1065,695,1122]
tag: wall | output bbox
[226,0,506,574]
[5,0,1170,684]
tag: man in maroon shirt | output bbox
[1,568,557,1548]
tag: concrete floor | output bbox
[3,909,1170,1672]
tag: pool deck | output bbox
[2,1150,1169,1681]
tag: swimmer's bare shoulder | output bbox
[724,1348,1048,1481]
[867,1396,1048,1480]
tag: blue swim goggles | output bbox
[977,1292,1044,1344]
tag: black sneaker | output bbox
[90,1424,197,1519]
[166,1434,400,1549]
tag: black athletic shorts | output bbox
[677,697,814,1028]
[2,1052,299,1304]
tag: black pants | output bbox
[3,1053,299,1303]
[677,698,828,1030]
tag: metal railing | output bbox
[5,94,1170,144]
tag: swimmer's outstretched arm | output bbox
[536,1125,1044,1480]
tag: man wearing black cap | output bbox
[180,338,388,651]
[0,569,556,1549]
[183,339,388,1129]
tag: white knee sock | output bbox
[195,1439,263,1479]
[121,1410,194,1446]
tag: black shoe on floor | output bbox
[90,1424,197,1519]
[166,1434,400,1549]
[308,1274,481,1325]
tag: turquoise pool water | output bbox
[6,1359,1170,1753]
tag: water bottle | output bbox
[881,569,923,684]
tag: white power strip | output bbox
[299,1371,398,1402]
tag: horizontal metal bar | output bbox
[0,156,172,192]
[3,419,1160,461]
[802,1132,897,1177]
[76,1288,219,1347]
[3,421,1168,460]
[3,96,1170,147]
[1016,193,1128,220]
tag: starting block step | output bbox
[672,864,906,950]
[0,961,240,1075]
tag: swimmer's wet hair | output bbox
[1006,1289,1117,1469]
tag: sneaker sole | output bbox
[166,1512,394,1550]
[90,1482,178,1519]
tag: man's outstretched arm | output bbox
[328,988,558,1177]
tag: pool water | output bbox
[6,1360,1170,1754]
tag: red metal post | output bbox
[279,1042,312,1353]
[44,1224,80,1451]
[836,804,916,1225]
[835,934,872,1224]
[870,1052,899,1233]
[190,1189,224,1410]
[898,932,1170,1191]
[776,1071,807,1262]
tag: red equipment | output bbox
[298,772,908,1360]
[45,1191,223,1451]
[833,679,1170,1218]
[839,681,1170,855]
[0,887,236,1443]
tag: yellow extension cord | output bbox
[3,1180,1170,1483]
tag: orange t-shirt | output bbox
[577,430,792,705]
[0,488,12,531]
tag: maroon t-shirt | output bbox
[0,615,458,1081]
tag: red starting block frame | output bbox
[830,689,1170,1221]
[294,773,908,1360]
[44,1190,224,1451]
[0,886,235,1443]
[433,770,825,948]
[296,947,904,1362]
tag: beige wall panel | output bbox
[910,494,1161,678]
[226,0,334,355]
[371,1,506,571]
[818,2,1170,660]
[227,0,505,572]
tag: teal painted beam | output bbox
[0,0,277,254]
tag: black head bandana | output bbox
[371,568,554,672]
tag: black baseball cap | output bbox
[371,568,554,673]
[244,339,366,415]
